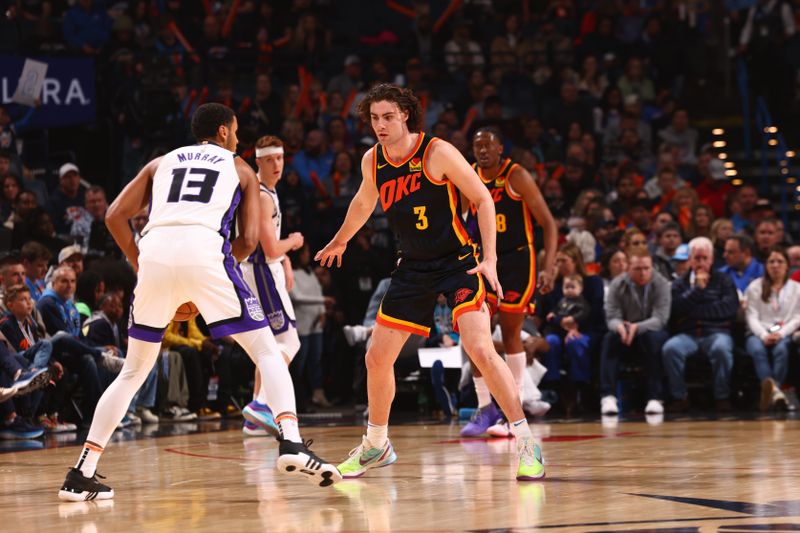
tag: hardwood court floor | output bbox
[1,418,798,532]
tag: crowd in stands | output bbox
[1,1,800,439]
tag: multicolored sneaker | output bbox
[460,402,501,437]
[277,439,342,487]
[242,420,269,437]
[516,437,545,481]
[337,436,397,478]
[242,401,280,437]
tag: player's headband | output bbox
[255,146,283,158]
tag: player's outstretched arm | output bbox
[106,157,159,272]
[232,157,262,261]
[315,147,378,268]
[428,140,503,300]
[508,166,558,294]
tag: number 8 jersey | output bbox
[144,142,241,244]
[373,133,472,261]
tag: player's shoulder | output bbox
[361,145,377,165]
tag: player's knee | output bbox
[276,331,301,362]
[465,342,496,368]
[365,350,393,372]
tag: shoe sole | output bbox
[517,471,546,481]
[277,453,342,487]
[242,408,281,438]
[487,427,511,438]
[13,371,51,396]
[57,489,115,502]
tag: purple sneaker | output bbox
[460,402,502,437]
[242,401,280,437]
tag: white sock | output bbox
[75,440,104,478]
[366,421,388,448]
[506,351,526,399]
[276,413,301,442]
[232,329,297,418]
[84,339,162,463]
[255,368,268,404]
[509,418,532,439]
[474,376,491,408]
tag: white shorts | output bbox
[128,227,267,342]
[241,261,296,334]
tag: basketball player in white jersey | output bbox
[58,104,341,501]
[240,135,304,437]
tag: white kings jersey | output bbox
[143,142,241,247]
[246,184,283,265]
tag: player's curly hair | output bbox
[357,83,422,132]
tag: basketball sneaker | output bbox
[242,420,269,437]
[487,419,511,438]
[276,439,342,487]
[242,400,280,437]
[337,436,397,478]
[516,437,545,481]
[58,468,114,501]
[11,367,50,397]
[460,402,501,437]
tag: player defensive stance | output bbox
[58,104,340,501]
[316,84,545,481]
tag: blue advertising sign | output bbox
[1,56,96,128]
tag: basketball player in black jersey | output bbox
[316,84,545,480]
[460,127,558,438]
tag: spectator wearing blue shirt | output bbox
[291,130,334,190]
[719,235,764,296]
[63,0,113,55]
[21,241,51,302]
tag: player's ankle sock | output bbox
[509,418,532,439]
[506,351,527,400]
[366,422,388,448]
[276,413,301,443]
[474,376,491,408]
[74,440,104,478]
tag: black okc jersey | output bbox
[373,133,471,261]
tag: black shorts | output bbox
[376,245,486,337]
[487,244,537,315]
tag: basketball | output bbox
[173,301,199,322]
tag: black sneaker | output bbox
[276,439,342,487]
[58,468,114,501]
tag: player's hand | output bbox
[537,269,555,295]
[468,258,503,300]
[315,239,347,268]
[288,232,304,250]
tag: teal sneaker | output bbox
[337,436,397,478]
[516,437,545,481]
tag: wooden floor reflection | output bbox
[1,418,798,532]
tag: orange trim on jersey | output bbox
[446,181,471,245]
[382,132,426,168]
[376,306,431,337]
[371,145,378,185]
[475,158,511,184]
[452,271,486,328]
[421,137,445,185]
[504,163,524,201]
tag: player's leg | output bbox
[458,307,545,480]
[59,261,178,501]
[337,323,408,478]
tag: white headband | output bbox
[256,146,284,158]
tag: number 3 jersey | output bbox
[373,133,472,261]
[144,142,241,247]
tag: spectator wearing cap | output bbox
[672,243,691,277]
[662,237,739,412]
[720,235,764,297]
[62,0,113,55]
[695,156,733,217]
[753,218,779,263]
[327,55,363,98]
[48,163,86,236]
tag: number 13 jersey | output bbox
[144,142,240,243]
[373,133,472,261]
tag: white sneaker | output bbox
[523,399,551,417]
[487,419,511,438]
[343,325,369,346]
[644,399,664,414]
[600,395,619,415]
[137,407,159,424]
[773,389,788,411]
[125,411,142,425]
[529,359,548,385]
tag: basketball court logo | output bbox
[409,157,422,172]
[454,288,473,304]
[245,296,265,321]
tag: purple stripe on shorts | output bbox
[253,262,295,335]
[129,324,166,343]
[207,255,268,339]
